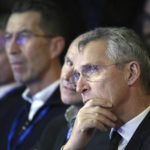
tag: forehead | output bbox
[79,40,111,65]
[74,40,112,71]
[6,11,42,33]
[66,41,78,57]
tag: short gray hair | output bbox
[78,27,150,94]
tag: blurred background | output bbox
[0,0,146,60]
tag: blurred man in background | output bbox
[0,0,69,149]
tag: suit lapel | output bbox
[125,111,150,150]
[44,86,62,105]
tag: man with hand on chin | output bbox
[63,27,150,150]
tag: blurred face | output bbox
[74,40,129,112]
[142,0,150,48]
[60,40,82,105]
[5,11,52,84]
[0,29,14,85]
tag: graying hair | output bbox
[78,27,150,94]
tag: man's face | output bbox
[5,11,52,84]
[0,29,14,85]
[75,40,129,112]
[142,0,150,48]
[60,41,82,105]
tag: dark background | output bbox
[0,0,146,61]
[0,0,145,28]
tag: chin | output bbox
[62,100,71,105]
[61,97,75,105]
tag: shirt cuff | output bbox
[60,145,64,150]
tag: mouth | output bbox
[11,62,24,68]
[62,80,76,91]
[63,85,76,92]
[10,61,25,72]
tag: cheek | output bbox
[25,44,50,68]
[60,66,66,78]
[91,72,126,100]
[92,79,108,98]
[0,54,12,70]
[61,92,82,105]
[61,65,73,80]
[106,75,128,105]
[0,54,6,65]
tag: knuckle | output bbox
[95,112,99,117]
[94,106,100,111]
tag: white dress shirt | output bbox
[110,105,150,150]
[22,80,59,121]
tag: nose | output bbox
[63,67,74,80]
[5,38,21,54]
[76,75,89,93]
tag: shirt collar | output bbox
[22,80,60,104]
[65,105,80,127]
[110,105,150,143]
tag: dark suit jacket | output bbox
[125,111,150,150]
[38,114,110,150]
[0,85,26,119]
[0,87,68,150]
[0,86,26,150]
[39,110,150,150]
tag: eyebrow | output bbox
[65,56,72,61]
[82,63,95,68]
[17,29,32,34]
[5,29,32,35]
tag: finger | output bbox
[84,98,113,108]
[79,106,117,121]
[77,118,109,132]
[78,112,116,129]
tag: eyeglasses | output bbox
[73,63,117,83]
[4,30,54,46]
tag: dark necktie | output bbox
[109,131,122,150]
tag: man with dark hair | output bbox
[0,0,69,149]
[0,13,26,150]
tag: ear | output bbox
[49,36,65,59]
[125,61,141,86]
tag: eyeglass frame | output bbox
[73,62,124,83]
[4,29,55,46]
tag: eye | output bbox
[4,33,12,42]
[83,64,98,73]
[18,32,32,40]
[65,57,73,67]
[16,32,32,44]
